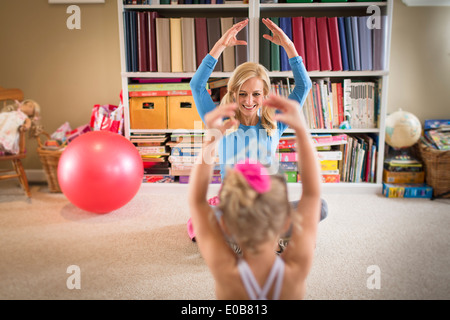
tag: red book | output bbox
[336,82,344,125]
[316,17,332,71]
[147,11,159,72]
[195,17,209,70]
[292,17,307,67]
[137,12,148,72]
[327,17,343,71]
[303,17,320,71]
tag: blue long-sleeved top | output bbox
[190,54,312,179]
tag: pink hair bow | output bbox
[234,160,271,194]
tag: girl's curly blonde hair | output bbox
[217,170,292,254]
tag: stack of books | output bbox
[277,133,348,183]
[131,133,175,183]
[382,154,432,198]
[167,133,222,184]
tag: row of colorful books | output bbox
[209,76,379,130]
[303,79,378,130]
[260,15,388,72]
[277,133,377,183]
[132,132,378,184]
[124,0,247,4]
[123,12,248,73]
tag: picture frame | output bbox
[49,0,105,4]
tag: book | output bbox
[137,11,149,72]
[351,16,361,71]
[425,129,450,150]
[156,18,171,72]
[358,16,373,71]
[195,17,209,69]
[207,17,223,72]
[372,15,388,71]
[424,119,450,130]
[170,18,183,73]
[291,16,306,69]
[129,11,138,72]
[259,20,271,71]
[327,17,343,71]
[278,152,297,162]
[320,160,338,171]
[128,83,192,91]
[270,17,281,72]
[181,17,196,72]
[344,17,355,71]
[123,11,132,72]
[147,11,159,72]
[316,17,332,71]
[208,78,229,89]
[311,133,348,147]
[382,183,433,199]
[221,17,236,72]
[317,151,342,161]
[128,89,211,97]
[143,175,175,183]
[303,17,320,71]
[383,170,425,184]
[337,17,349,71]
[279,17,292,71]
[234,17,249,66]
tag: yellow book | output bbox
[170,18,183,73]
[320,160,338,171]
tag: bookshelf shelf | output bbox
[117,0,393,191]
[260,2,388,10]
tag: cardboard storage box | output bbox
[129,96,167,129]
[383,169,425,184]
[167,96,204,130]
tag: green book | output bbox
[259,20,271,71]
[270,17,280,72]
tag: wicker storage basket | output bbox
[417,141,450,199]
[36,132,66,193]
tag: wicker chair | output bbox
[0,87,31,197]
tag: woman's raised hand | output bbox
[262,94,305,132]
[261,18,298,59]
[210,19,248,59]
[204,103,239,135]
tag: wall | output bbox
[0,0,449,174]
[388,0,450,119]
[0,0,121,171]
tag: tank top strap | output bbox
[238,256,285,300]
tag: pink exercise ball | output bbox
[57,131,143,213]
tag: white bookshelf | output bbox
[117,0,393,193]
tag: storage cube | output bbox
[167,95,204,130]
[129,96,167,129]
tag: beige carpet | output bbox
[0,181,449,300]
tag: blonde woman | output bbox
[188,95,322,300]
[190,18,311,178]
[188,18,327,244]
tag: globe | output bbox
[385,109,422,149]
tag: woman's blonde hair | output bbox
[220,62,277,136]
[218,169,291,254]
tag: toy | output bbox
[57,131,143,213]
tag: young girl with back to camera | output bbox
[188,94,321,300]
[188,18,328,248]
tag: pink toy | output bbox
[57,131,143,213]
